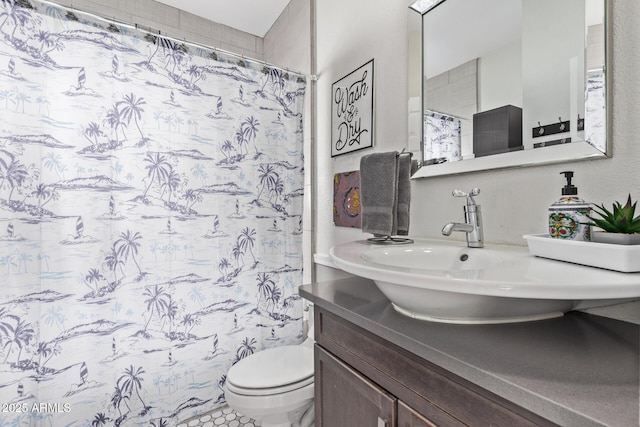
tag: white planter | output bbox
[591,231,640,245]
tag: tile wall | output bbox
[50,0,265,60]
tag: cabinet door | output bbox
[315,345,396,427]
[398,401,438,427]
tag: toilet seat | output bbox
[226,374,314,396]
[226,344,314,396]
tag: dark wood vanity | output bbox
[315,308,554,426]
[300,277,639,427]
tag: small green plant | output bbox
[586,194,640,234]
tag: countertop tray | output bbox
[523,233,640,273]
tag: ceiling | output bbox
[154,0,291,38]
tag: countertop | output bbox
[299,277,639,427]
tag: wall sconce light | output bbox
[409,0,445,14]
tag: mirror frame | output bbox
[408,0,612,179]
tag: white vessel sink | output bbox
[329,239,640,324]
[362,244,503,271]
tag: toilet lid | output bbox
[227,345,314,392]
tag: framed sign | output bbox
[331,59,374,157]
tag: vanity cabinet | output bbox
[314,307,557,427]
[316,347,396,426]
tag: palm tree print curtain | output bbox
[0,0,306,425]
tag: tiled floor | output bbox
[178,406,260,427]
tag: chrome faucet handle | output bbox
[452,188,480,206]
[446,188,483,248]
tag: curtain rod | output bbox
[35,0,316,81]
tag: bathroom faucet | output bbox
[442,188,484,248]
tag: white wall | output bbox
[522,0,585,149]
[314,1,640,282]
[52,0,265,59]
[478,39,522,111]
[315,0,413,279]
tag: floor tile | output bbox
[178,406,260,427]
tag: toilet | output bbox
[224,304,315,427]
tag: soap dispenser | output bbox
[548,171,591,241]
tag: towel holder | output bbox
[361,150,413,244]
[532,117,570,138]
[367,235,414,245]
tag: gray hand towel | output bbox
[360,151,399,236]
[396,152,412,235]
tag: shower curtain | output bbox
[0,0,306,425]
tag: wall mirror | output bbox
[407,0,611,179]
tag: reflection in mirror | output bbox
[408,0,609,178]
